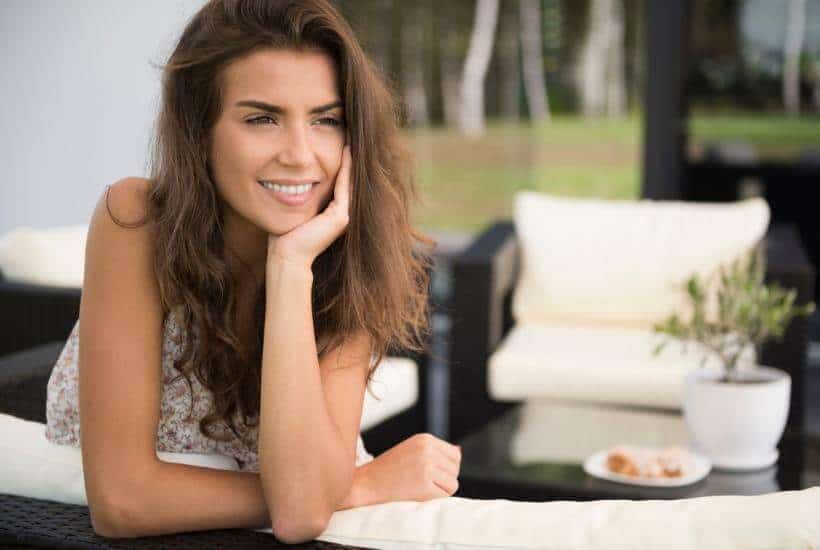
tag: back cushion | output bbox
[0,225,87,288]
[512,192,770,328]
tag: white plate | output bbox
[583,448,712,487]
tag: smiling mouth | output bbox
[257,180,318,195]
[256,180,318,206]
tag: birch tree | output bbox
[519,0,550,122]
[783,0,806,115]
[437,0,470,127]
[401,0,430,126]
[368,0,395,81]
[577,0,627,117]
[497,0,521,120]
[458,0,500,137]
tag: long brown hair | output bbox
[108,0,435,447]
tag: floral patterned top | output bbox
[45,306,374,471]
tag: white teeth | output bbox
[260,182,313,195]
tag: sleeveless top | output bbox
[44,306,374,471]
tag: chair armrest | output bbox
[0,277,81,357]
[448,221,519,441]
[760,222,816,434]
[0,341,64,423]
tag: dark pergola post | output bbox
[641,0,692,200]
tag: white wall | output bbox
[0,0,205,234]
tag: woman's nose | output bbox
[275,124,313,168]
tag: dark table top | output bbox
[455,401,816,502]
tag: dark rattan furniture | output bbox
[0,493,370,549]
[0,272,81,358]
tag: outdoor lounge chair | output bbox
[448,194,816,443]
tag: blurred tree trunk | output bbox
[578,0,626,117]
[438,1,468,127]
[629,0,644,112]
[368,0,395,81]
[606,0,626,115]
[497,0,521,120]
[783,0,806,115]
[519,0,550,122]
[400,0,430,126]
[459,0,500,137]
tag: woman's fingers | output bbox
[435,456,460,478]
[432,465,459,496]
[332,145,352,221]
[437,440,462,465]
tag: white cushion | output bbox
[0,413,238,506]
[311,489,819,549]
[2,414,818,548]
[487,323,756,409]
[512,193,770,328]
[0,225,87,288]
[361,356,418,431]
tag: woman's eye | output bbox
[246,115,343,127]
[317,117,343,127]
[247,115,276,125]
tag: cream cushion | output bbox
[0,412,240,506]
[512,193,770,328]
[361,356,418,431]
[0,225,87,288]
[487,323,756,409]
[2,413,818,549]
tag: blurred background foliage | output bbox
[333,0,820,233]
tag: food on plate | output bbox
[605,446,693,479]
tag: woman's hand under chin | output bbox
[266,145,352,271]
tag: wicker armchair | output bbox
[0,271,81,358]
[448,221,816,443]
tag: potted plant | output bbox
[653,248,815,471]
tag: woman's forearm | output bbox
[337,460,380,510]
[257,258,354,528]
[94,461,271,538]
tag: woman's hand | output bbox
[342,433,462,508]
[268,145,352,269]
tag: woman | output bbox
[43,0,461,543]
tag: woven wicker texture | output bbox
[0,493,372,549]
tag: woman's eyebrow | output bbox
[235,99,343,114]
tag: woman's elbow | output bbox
[89,493,143,539]
[270,512,331,544]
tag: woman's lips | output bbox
[257,181,317,207]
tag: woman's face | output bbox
[208,47,345,238]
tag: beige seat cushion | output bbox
[488,323,755,409]
[360,356,418,431]
[512,193,770,328]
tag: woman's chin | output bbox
[262,211,315,236]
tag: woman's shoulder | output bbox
[101,176,152,227]
[84,176,165,319]
[88,176,158,268]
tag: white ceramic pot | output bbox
[683,366,790,471]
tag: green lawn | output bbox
[405,113,820,234]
